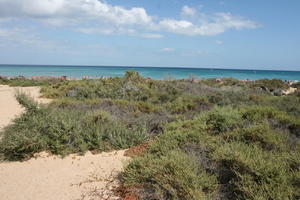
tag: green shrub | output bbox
[122,106,300,199]
[204,106,243,134]
[0,76,64,87]
[103,123,148,149]
[213,142,294,200]
[223,123,289,151]
[123,150,218,200]
[15,91,39,112]
[0,93,149,160]
[241,106,300,137]
[250,79,289,91]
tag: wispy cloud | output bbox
[0,0,259,37]
[181,5,197,16]
[159,12,259,36]
[161,48,175,52]
[140,33,164,39]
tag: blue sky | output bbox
[0,0,299,70]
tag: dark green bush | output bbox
[204,106,243,134]
[213,142,294,199]
[123,150,218,200]
[250,79,289,91]
[122,106,300,199]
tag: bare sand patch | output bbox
[283,87,297,95]
[0,150,129,200]
[0,85,51,129]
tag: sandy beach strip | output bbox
[0,85,129,200]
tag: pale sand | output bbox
[0,151,128,200]
[283,87,297,95]
[0,84,51,129]
[0,85,129,200]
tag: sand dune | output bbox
[0,85,129,200]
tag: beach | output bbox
[0,1,299,198]
[0,85,129,200]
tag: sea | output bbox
[0,65,299,81]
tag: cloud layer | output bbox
[0,0,259,37]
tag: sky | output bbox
[0,0,299,70]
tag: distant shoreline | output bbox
[1,64,300,73]
[1,65,300,81]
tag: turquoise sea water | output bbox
[0,65,299,81]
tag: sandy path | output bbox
[0,85,129,200]
[0,85,51,129]
[0,151,128,200]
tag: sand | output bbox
[0,85,51,129]
[0,85,129,200]
[0,151,128,200]
[283,87,297,95]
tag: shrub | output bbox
[213,142,294,200]
[0,76,65,87]
[122,150,218,200]
[122,106,300,199]
[250,79,289,91]
[0,93,149,160]
[15,91,39,112]
[223,123,289,151]
[103,123,148,149]
[204,106,243,134]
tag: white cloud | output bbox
[161,48,175,52]
[159,12,258,36]
[140,33,164,39]
[0,1,259,37]
[181,5,197,16]
[0,0,152,26]
[77,27,136,35]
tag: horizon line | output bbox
[0,64,300,73]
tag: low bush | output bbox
[122,106,300,199]
[0,76,65,87]
[213,142,295,199]
[0,93,148,160]
[250,79,289,91]
[204,106,242,134]
[123,150,218,200]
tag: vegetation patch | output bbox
[122,106,300,200]
[0,71,299,199]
